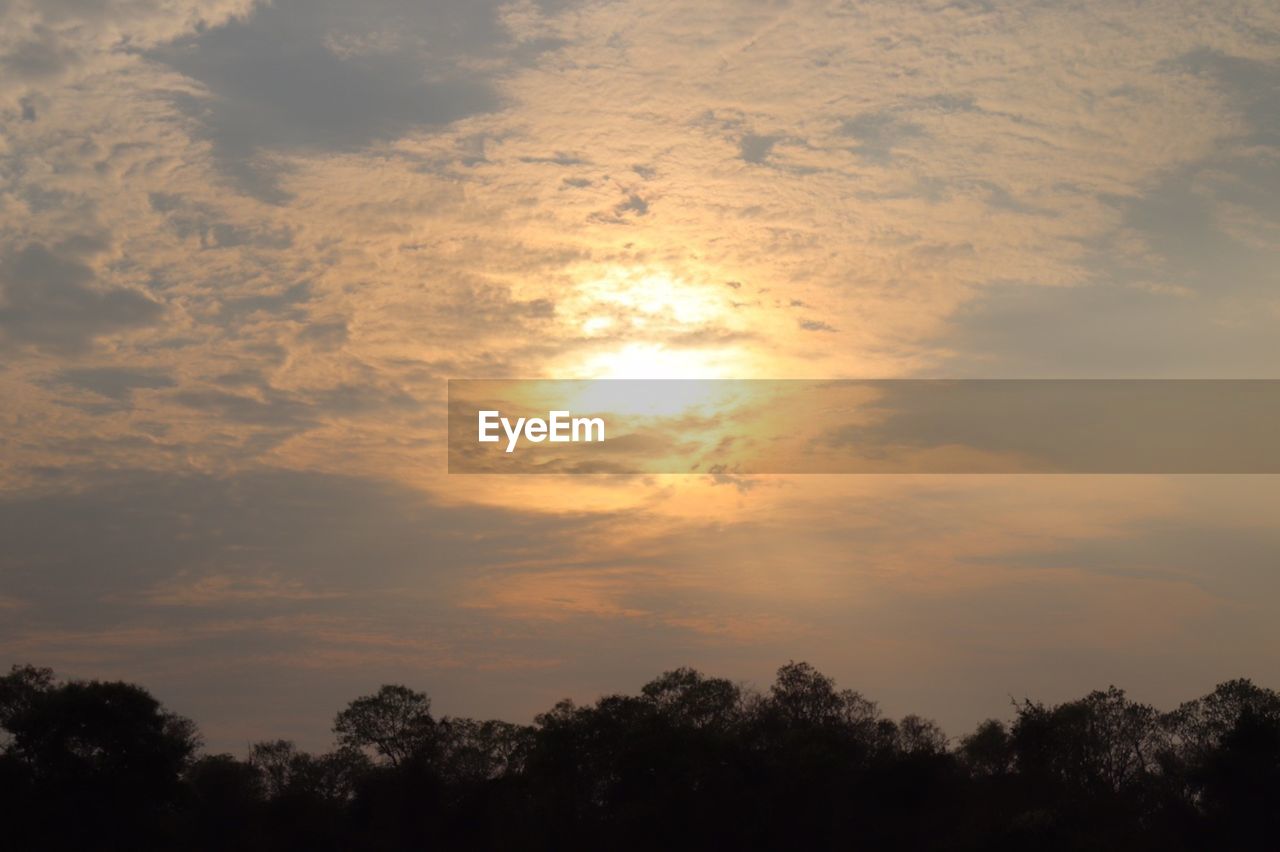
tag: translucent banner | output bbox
[447,380,1280,474]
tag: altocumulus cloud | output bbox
[0,243,162,352]
[147,0,566,200]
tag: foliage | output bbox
[2,662,1279,851]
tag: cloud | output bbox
[0,244,162,352]
[739,133,780,164]
[297,319,349,349]
[839,110,925,164]
[148,192,294,249]
[143,573,346,606]
[47,366,176,410]
[939,282,1280,377]
[1,27,79,81]
[987,519,1280,603]
[169,387,316,430]
[145,0,564,199]
[592,191,651,222]
[214,281,313,325]
[0,0,253,97]
[167,381,417,438]
[799,319,836,332]
[1176,49,1280,146]
[0,467,598,623]
[0,465,624,743]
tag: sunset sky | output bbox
[2,0,1279,752]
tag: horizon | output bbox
[9,657,1273,756]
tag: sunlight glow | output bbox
[582,342,722,380]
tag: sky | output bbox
[1,0,1278,753]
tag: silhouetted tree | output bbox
[896,713,951,754]
[1012,686,1164,795]
[6,661,1280,851]
[960,718,1014,777]
[333,684,434,767]
[0,664,55,736]
[1194,707,1280,849]
[640,666,743,728]
[250,739,303,798]
[434,716,531,783]
[0,665,199,850]
[1165,680,1280,850]
[183,753,264,851]
[1167,678,1280,759]
[766,660,877,729]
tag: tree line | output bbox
[2,661,1278,850]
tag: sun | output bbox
[558,266,749,380]
[572,269,724,328]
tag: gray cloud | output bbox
[297,319,349,349]
[936,51,1280,378]
[214,281,312,325]
[426,280,557,338]
[799,318,837,332]
[839,110,926,164]
[169,387,317,431]
[148,192,294,249]
[984,520,1280,603]
[814,380,1280,472]
[0,243,162,352]
[519,152,589,166]
[739,133,780,164]
[48,366,176,411]
[0,466,613,746]
[939,282,1280,377]
[146,0,564,200]
[0,467,596,616]
[165,378,419,446]
[1,29,78,80]
[1176,49,1280,147]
